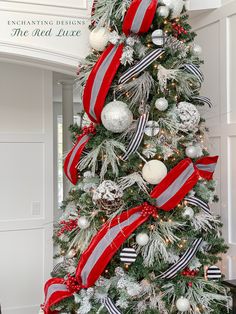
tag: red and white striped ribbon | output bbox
[122,0,158,35]
[43,203,157,313]
[64,125,95,185]
[151,156,218,211]
[83,44,124,124]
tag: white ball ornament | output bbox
[155,97,169,111]
[77,216,90,229]
[192,44,203,56]
[89,27,110,51]
[182,206,194,219]
[176,297,190,312]
[152,29,164,46]
[185,146,199,159]
[136,233,150,246]
[142,160,167,185]
[101,101,133,133]
[160,0,185,18]
[157,6,170,18]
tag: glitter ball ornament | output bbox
[157,5,170,18]
[101,101,133,133]
[176,297,190,312]
[155,97,168,111]
[136,233,149,246]
[176,102,200,132]
[192,44,203,56]
[93,180,123,213]
[144,121,160,137]
[142,160,167,184]
[89,27,110,51]
[185,145,199,158]
[152,29,164,46]
[182,206,195,219]
[77,216,90,229]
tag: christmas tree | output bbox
[42,0,231,313]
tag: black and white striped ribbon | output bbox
[118,49,164,85]
[102,297,122,314]
[181,63,204,83]
[192,95,212,108]
[184,196,211,215]
[157,238,203,279]
[122,112,149,161]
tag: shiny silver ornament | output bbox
[185,146,199,159]
[136,233,149,246]
[155,97,169,111]
[182,206,194,219]
[144,121,160,137]
[77,216,90,229]
[192,44,202,56]
[157,5,170,18]
[152,29,164,46]
[101,101,133,133]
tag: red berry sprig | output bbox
[172,22,188,37]
[57,219,78,236]
[82,123,96,135]
[141,202,158,219]
[65,274,81,293]
[181,267,199,277]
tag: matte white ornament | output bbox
[77,216,90,229]
[101,101,133,133]
[144,121,160,137]
[155,97,169,111]
[89,27,110,51]
[152,29,164,46]
[142,160,167,184]
[136,233,150,246]
[157,6,170,18]
[192,44,202,56]
[176,297,190,312]
[185,146,199,159]
[182,206,194,219]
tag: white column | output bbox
[60,80,74,198]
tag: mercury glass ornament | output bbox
[101,101,133,133]
[176,297,190,312]
[152,29,164,46]
[155,97,169,111]
[182,206,194,219]
[89,27,110,51]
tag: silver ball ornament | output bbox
[89,27,110,51]
[182,206,194,219]
[101,101,133,133]
[185,146,199,159]
[157,6,170,18]
[176,297,190,312]
[192,44,202,56]
[152,29,164,46]
[144,121,160,137]
[142,160,167,184]
[155,97,169,111]
[136,233,149,246]
[77,216,90,229]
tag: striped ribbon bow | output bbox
[181,63,204,83]
[83,0,159,124]
[102,297,122,314]
[151,156,218,211]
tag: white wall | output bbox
[0,62,54,313]
[191,0,236,279]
